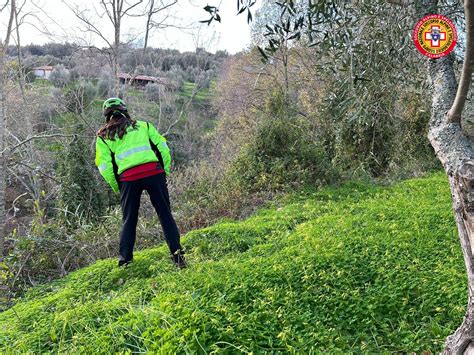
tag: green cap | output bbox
[103,97,126,110]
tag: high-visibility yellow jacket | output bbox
[95,120,171,193]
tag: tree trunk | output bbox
[113,24,120,96]
[0,48,6,264]
[141,0,154,66]
[0,0,15,263]
[14,3,40,200]
[420,0,474,351]
[427,54,474,353]
[113,0,121,96]
[442,170,474,353]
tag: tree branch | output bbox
[0,0,10,12]
[100,0,116,25]
[65,2,114,49]
[3,0,15,48]
[11,161,60,183]
[1,134,94,155]
[447,0,474,123]
[122,0,143,16]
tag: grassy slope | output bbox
[180,81,212,102]
[0,173,466,353]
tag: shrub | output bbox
[145,83,161,102]
[63,80,97,113]
[4,200,165,301]
[49,64,71,88]
[165,65,185,90]
[55,132,105,220]
[230,92,333,192]
[195,70,213,89]
[97,72,113,98]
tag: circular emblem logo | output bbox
[413,14,457,58]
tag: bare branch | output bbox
[148,0,176,16]
[447,0,474,123]
[6,166,35,198]
[100,0,116,25]
[7,192,27,219]
[2,0,15,48]
[2,134,94,155]
[140,0,177,64]
[29,1,68,39]
[122,0,143,16]
[0,0,10,13]
[11,161,60,183]
[64,2,114,49]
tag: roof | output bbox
[34,65,53,71]
[118,72,173,86]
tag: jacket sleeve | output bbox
[95,137,119,193]
[148,123,171,176]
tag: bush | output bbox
[195,70,213,89]
[49,64,70,88]
[230,92,333,192]
[231,118,327,191]
[165,65,185,90]
[63,81,97,113]
[145,83,161,102]
[55,131,105,220]
[97,72,113,98]
[4,199,166,301]
[3,207,121,299]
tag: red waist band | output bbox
[119,162,164,182]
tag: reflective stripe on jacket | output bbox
[95,120,171,193]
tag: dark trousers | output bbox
[118,173,181,262]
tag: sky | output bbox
[1,0,260,54]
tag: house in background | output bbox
[34,65,53,79]
[118,73,177,91]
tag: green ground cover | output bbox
[0,173,465,352]
[180,81,212,102]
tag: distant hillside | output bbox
[0,173,466,352]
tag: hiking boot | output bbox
[118,258,133,267]
[171,250,187,269]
